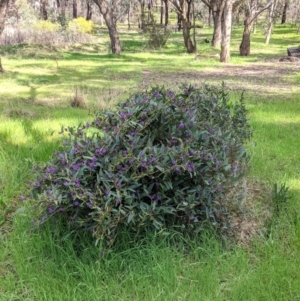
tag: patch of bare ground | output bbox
[228,180,273,247]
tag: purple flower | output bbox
[19,195,26,202]
[189,215,195,221]
[217,185,222,191]
[73,201,79,206]
[86,202,92,208]
[95,149,107,156]
[46,167,56,174]
[41,216,46,222]
[115,199,121,206]
[178,123,185,129]
[148,157,156,164]
[30,219,35,223]
[86,122,91,128]
[116,182,121,189]
[153,91,160,98]
[89,162,96,168]
[48,208,54,214]
[72,163,81,171]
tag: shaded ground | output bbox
[141,58,300,99]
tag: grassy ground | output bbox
[1,23,300,300]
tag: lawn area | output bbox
[1,24,300,301]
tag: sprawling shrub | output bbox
[33,20,61,32]
[144,16,171,49]
[67,17,95,34]
[31,84,252,247]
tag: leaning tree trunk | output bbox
[265,0,277,44]
[93,0,121,55]
[220,0,233,62]
[0,0,9,36]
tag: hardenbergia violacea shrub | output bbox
[30,83,252,247]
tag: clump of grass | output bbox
[70,88,87,108]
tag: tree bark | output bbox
[41,0,48,20]
[164,0,169,26]
[265,0,277,44]
[86,1,92,20]
[220,0,233,62]
[208,6,212,27]
[0,0,9,36]
[281,1,288,24]
[171,0,196,52]
[240,21,252,55]
[73,0,78,18]
[93,0,121,55]
[160,0,164,24]
[211,3,222,47]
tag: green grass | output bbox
[1,23,300,300]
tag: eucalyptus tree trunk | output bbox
[220,0,233,62]
[170,0,196,53]
[86,1,93,20]
[281,1,288,24]
[93,0,121,55]
[265,0,278,44]
[73,0,78,18]
[41,0,48,20]
[239,0,257,56]
[164,0,169,26]
[212,8,222,47]
[0,0,9,36]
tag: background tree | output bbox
[170,0,197,53]
[240,0,274,56]
[0,0,9,36]
[93,0,122,54]
[281,0,289,23]
[265,0,278,43]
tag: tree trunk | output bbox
[265,0,277,44]
[73,0,78,18]
[208,7,212,27]
[140,1,145,30]
[212,5,222,47]
[86,1,92,20]
[164,0,169,26]
[93,0,121,55]
[182,18,196,52]
[41,0,48,20]
[127,1,131,29]
[177,13,182,31]
[0,0,9,36]
[281,1,288,24]
[240,21,252,56]
[160,0,164,24]
[220,0,233,62]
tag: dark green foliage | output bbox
[31,84,252,247]
[272,183,291,217]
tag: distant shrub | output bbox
[33,20,61,32]
[144,16,171,49]
[31,84,252,247]
[67,17,95,34]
